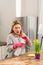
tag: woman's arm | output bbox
[21,32,32,46]
[7,34,25,52]
[21,31,30,42]
[13,42,25,49]
[22,36,30,43]
[7,35,15,52]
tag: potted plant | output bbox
[33,39,41,59]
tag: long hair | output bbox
[10,20,22,36]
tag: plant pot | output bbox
[35,53,40,59]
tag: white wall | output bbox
[0,0,16,42]
[0,0,38,42]
[21,0,38,16]
[38,0,43,24]
[38,0,43,43]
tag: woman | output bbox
[6,20,31,58]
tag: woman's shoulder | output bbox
[7,33,15,38]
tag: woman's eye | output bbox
[15,27,17,29]
[15,27,20,29]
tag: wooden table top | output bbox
[0,52,43,65]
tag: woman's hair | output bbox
[10,20,22,36]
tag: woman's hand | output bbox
[17,42,25,47]
[21,31,26,36]
[13,42,25,49]
[22,36,30,43]
[13,44,17,49]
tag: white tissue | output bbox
[14,48,21,56]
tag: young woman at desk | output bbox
[6,20,31,58]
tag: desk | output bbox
[0,53,43,65]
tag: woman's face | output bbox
[13,24,22,35]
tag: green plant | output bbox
[33,39,41,54]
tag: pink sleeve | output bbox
[13,44,17,49]
[13,42,25,49]
[22,36,31,43]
